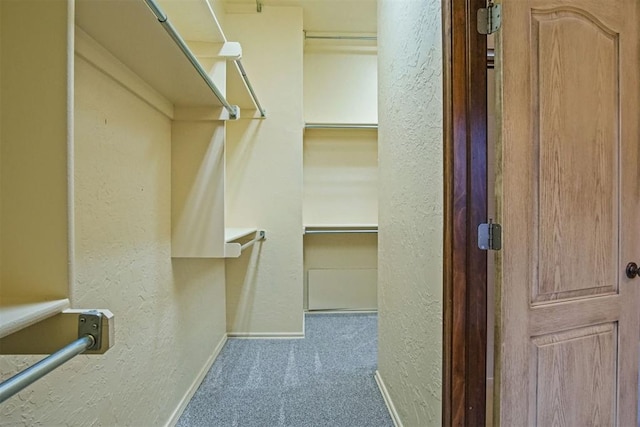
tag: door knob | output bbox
[626,262,639,279]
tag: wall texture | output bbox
[377,0,443,425]
[224,7,304,335]
[303,129,378,225]
[0,53,227,425]
[304,44,378,124]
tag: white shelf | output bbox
[0,298,71,339]
[225,227,258,242]
[156,0,226,44]
[224,228,264,258]
[75,0,225,108]
[157,0,264,116]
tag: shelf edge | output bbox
[0,298,71,339]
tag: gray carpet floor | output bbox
[177,313,393,427]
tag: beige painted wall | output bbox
[377,0,443,425]
[0,29,227,426]
[303,129,378,225]
[303,233,377,310]
[1,0,70,302]
[224,7,304,335]
[304,44,378,123]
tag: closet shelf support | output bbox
[143,0,239,119]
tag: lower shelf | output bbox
[0,298,71,339]
[224,228,266,258]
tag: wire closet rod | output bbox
[236,60,266,117]
[305,33,376,41]
[0,335,94,403]
[143,0,239,118]
[240,230,266,251]
[304,229,378,235]
[305,123,378,130]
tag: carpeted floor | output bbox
[177,313,393,427]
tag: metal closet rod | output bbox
[305,34,377,41]
[305,229,378,235]
[0,335,94,403]
[305,123,378,130]
[236,60,266,118]
[240,230,266,251]
[143,0,239,118]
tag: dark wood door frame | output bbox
[442,0,488,425]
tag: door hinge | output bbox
[478,219,502,251]
[477,2,502,35]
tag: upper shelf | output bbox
[156,0,266,117]
[225,227,258,243]
[156,0,225,43]
[75,0,233,111]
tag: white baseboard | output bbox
[165,334,228,427]
[227,332,304,339]
[375,370,403,427]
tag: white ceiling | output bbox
[224,0,377,34]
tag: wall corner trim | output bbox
[375,370,403,427]
[165,334,228,427]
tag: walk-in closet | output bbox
[0,0,444,425]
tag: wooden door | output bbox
[494,0,640,425]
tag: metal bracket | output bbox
[478,219,502,251]
[477,2,502,35]
[78,311,103,351]
[256,0,262,12]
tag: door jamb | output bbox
[442,0,488,425]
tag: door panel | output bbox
[495,0,639,425]
[533,9,619,303]
[533,324,616,426]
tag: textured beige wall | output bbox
[224,7,304,335]
[303,46,378,123]
[1,0,70,301]
[377,0,443,425]
[0,51,227,425]
[303,129,378,225]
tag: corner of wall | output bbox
[376,0,444,425]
